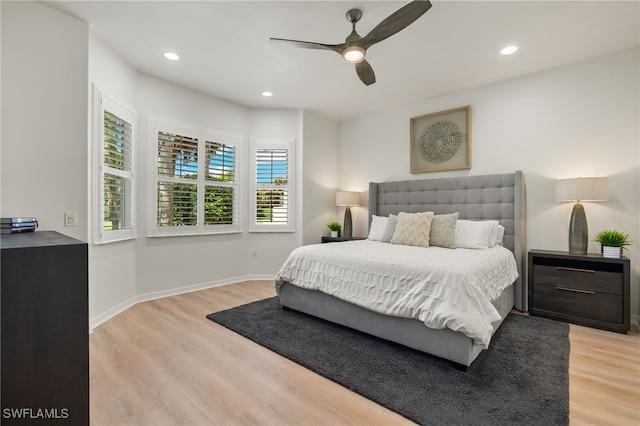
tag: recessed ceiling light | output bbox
[261,91,273,97]
[164,52,180,61]
[500,46,518,56]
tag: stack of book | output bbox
[1,217,38,234]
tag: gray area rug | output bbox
[207,297,569,426]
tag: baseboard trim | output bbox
[89,296,137,331]
[89,274,275,332]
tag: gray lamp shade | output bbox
[336,191,360,238]
[554,177,608,254]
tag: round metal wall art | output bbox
[418,120,462,163]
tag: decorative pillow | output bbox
[429,212,459,248]
[455,220,499,249]
[488,222,498,248]
[381,214,398,242]
[367,215,389,241]
[390,212,434,247]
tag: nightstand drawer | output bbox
[533,284,622,323]
[532,264,623,295]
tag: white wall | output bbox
[1,1,88,241]
[247,109,301,275]
[301,110,340,245]
[87,33,138,325]
[86,36,336,324]
[338,48,640,322]
[133,74,310,301]
[134,73,250,298]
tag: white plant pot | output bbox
[330,231,338,238]
[602,246,622,258]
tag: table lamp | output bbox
[336,191,360,238]
[554,177,608,254]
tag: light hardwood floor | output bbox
[90,280,640,425]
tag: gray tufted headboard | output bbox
[368,171,527,311]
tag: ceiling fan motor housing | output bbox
[346,9,363,23]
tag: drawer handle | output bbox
[556,266,595,273]
[556,286,595,295]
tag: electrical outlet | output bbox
[64,212,77,227]
[251,250,257,258]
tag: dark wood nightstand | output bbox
[321,236,366,243]
[528,249,630,333]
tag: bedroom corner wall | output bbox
[247,108,301,276]
[337,48,640,323]
[86,31,324,325]
[88,32,138,326]
[134,73,251,298]
[301,110,339,246]
[1,1,88,241]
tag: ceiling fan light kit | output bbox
[342,46,365,63]
[270,0,433,86]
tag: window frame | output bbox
[148,117,242,237]
[249,138,295,233]
[93,86,137,244]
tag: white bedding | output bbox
[275,240,519,348]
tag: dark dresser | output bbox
[528,249,630,333]
[1,231,89,425]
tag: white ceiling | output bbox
[46,1,640,121]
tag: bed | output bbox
[275,171,526,368]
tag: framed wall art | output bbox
[410,105,471,173]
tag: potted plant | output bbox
[593,230,631,258]
[327,222,342,238]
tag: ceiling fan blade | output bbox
[359,0,432,50]
[270,38,343,54]
[355,60,376,86]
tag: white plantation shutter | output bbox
[95,88,136,244]
[156,131,199,228]
[250,139,295,232]
[150,119,240,236]
[205,141,236,225]
[158,132,198,178]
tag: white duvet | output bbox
[275,240,519,348]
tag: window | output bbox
[94,87,136,244]
[250,139,295,232]
[150,119,240,236]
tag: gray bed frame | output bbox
[277,171,526,368]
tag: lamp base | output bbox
[568,202,588,254]
[343,206,353,239]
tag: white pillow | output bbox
[488,222,499,248]
[367,215,389,241]
[496,225,505,246]
[381,214,397,242]
[455,220,499,249]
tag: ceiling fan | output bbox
[270,1,433,86]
